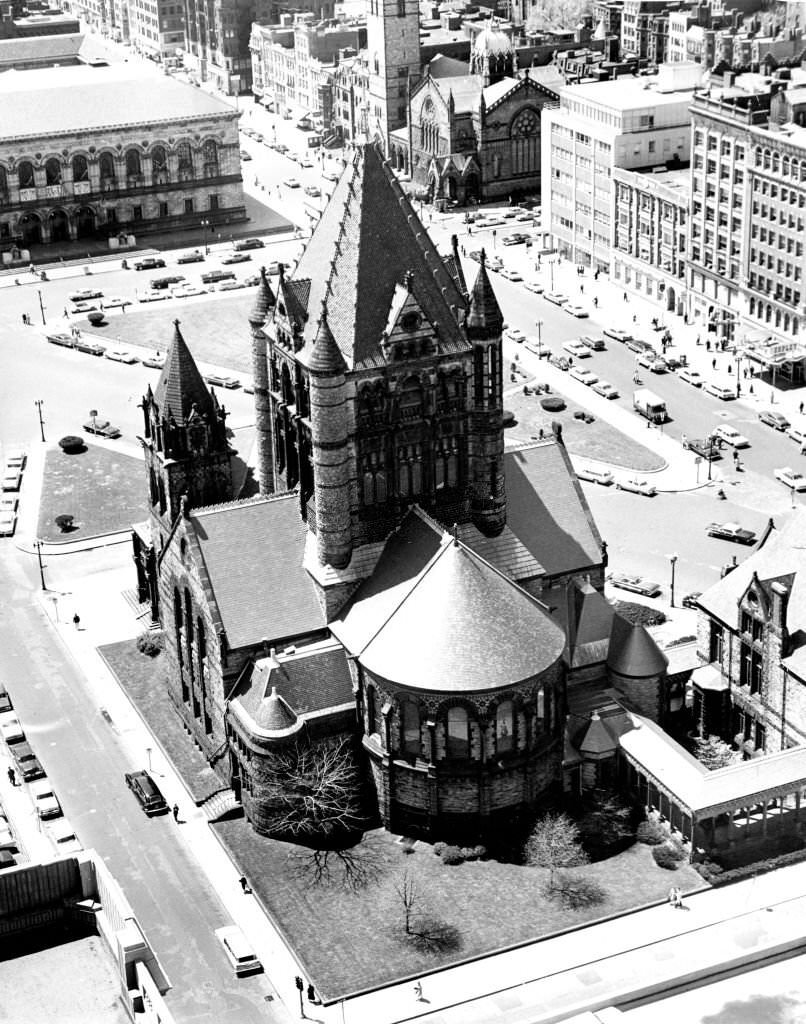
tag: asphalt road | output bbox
[0,545,275,1023]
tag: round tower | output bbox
[248,267,276,496]
[308,306,352,569]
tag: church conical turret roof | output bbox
[289,142,469,370]
[307,307,347,375]
[607,615,668,677]
[466,252,504,336]
[154,320,213,423]
[248,266,276,326]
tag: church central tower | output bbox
[367,0,421,150]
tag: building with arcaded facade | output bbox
[0,62,245,252]
[134,141,678,843]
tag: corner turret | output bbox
[248,267,277,496]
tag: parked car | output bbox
[104,349,138,364]
[759,410,790,431]
[150,275,185,290]
[177,250,205,264]
[684,436,723,460]
[703,381,736,401]
[787,424,806,449]
[0,687,12,714]
[323,169,339,182]
[609,573,662,597]
[215,925,263,976]
[239,149,252,160]
[682,592,703,609]
[103,296,131,310]
[576,466,614,486]
[563,302,589,319]
[172,283,208,297]
[141,354,166,369]
[31,780,62,820]
[125,770,168,816]
[713,425,750,448]
[47,332,74,348]
[504,327,526,343]
[283,177,301,188]
[570,366,598,386]
[205,373,241,389]
[304,185,321,197]
[4,451,24,469]
[48,817,80,851]
[774,466,806,491]
[616,476,657,497]
[603,327,632,343]
[10,740,44,781]
[221,253,251,265]
[68,288,103,302]
[637,351,667,373]
[678,368,704,387]
[134,257,166,271]
[217,281,245,291]
[524,279,544,294]
[83,417,122,439]
[138,292,167,303]
[707,522,758,544]
[1,468,21,492]
[499,268,523,281]
[0,510,15,537]
[549,353,570,371]
[579,335,606,351]
[73,338,105,356]
[0,713,23,743]
[626,338,652,355]
[592,380,619,399]
[544,291,568,306]
[71,301,99,314]
[562,341,590,359]
[201,270,236,284]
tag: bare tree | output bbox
[692,734,741,771]
[525,812,588,887]
[395,869,419,934]
[525,0,592,34]
[392,870,462,955]
[289,839,384,895]
[261,737,367,839]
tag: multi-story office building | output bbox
[542,62,698,272]
[127,0,185,57]
[613,163,689,313]
[183,0,275,93]
[621,0,678,60]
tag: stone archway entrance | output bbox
[667,286,676,313]
[464,173,480,202]
[19,212,42,246]
[76,206,96,239]
[49,209,70,243]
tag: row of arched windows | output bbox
[0,140,219,194]
[365,687,553,761]
[754,146,806,181]
[748,297,800,334]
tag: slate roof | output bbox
[154,321,214,423]
[428,54,471,79]
[332,508,565,692]
[607,616,668,677]
[189,495,327,651]
[432,74,482,113]
[248,267,276,326]
[467,255,504,336]
[0,63,233,140]
[290,143,469,370]
[234,644,354,722]
[0,32,84,67]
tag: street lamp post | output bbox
[535,318,543,357]
[550,260,555,292]
[668,552,678,608]
[37,289,46,325]
[200,218,210,255]
[34,540,46,590]
[34,399,45,442]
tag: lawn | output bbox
[505,383,665,473]
[214,820,702,1003]
[37,442,146,541]
[85,293,257,376]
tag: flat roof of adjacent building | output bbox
[561,75,697,111]
[0,63,234,140]
[0,935,129,1024]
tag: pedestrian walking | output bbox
[706,339,711,351]
[307,984,318,1004]
[580,284,584,294]
[623,291,628,302]
[7,767,16,787]
[712,358,717,371]
[63,308,69,318]
[238,875,250,893]
[593,296,599,308]
[800,402,804,416]
[72,613,81,629]
[414,981,424,1001]
[674,887,684,908]
[172,803,180,823]
[21,313,25,326]
[681,433,688,449]
[668,886,677,907]
[632,314,637,323]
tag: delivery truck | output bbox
[633,388,667,424]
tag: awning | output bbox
[691,663,729,693]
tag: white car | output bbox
[2,468,21,492]
[323,170,339,182]
[774,467,806,491]
[31,780,62,820]
[4,450,25,468]
[562,341,590,359]
[570,366,598,386]
[68,288,104,302]
[524,338,544,356]
[299,156,314,169]
[283,177,301,188]
[499,268,523,282]
[563,302,589,319]
[713,425,750,448]
[603,327,632,343]
[678,368,704,387]
[505,327,526,343]
[592,380,619,399]
[0,714,23,743]
[703,381,736,401]
[544,291,568,306]
[0,496,18,512]
[576,466,614,486]
[138,292,167,303]
[71,301,99,314]
[616,476,658,497]
[0,510,16,536]
[524,279,544,294]
[141,354,166,369]
[103,296,131,310]
[104,349,138,364]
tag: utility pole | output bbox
[34,399,45,442]
[34,540,46,590]
[37,289,46,325]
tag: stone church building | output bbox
[134,142,672,842]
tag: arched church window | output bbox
[177,141,194,179]
[151,145,168,184]
[125,149,141,179]
[45,158,62,186]
[72,155,89,182]
[399,376,423,419]
[363,470,374,505]
[366,685,384,737]
[401,701,420,757]
[184,589,195,683]
[202,139,219,177]
[496,700,514,753]
[510,107,540,175]
[99,152,116,187]
[446,706,470,759]
[18,160,34,189]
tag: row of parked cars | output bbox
[0,449,24,536]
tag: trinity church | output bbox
[132,143,671,841]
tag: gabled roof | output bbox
[332,508,565,692]
[431,74,482,113]
[428,54,471,79]
[189,495,326,650]
[290,143,469,371]
[154,320,213,423]
[607,615,668,677]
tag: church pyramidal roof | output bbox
[154,320,214,423]
[290,142,469,370]
[467,251,504,336]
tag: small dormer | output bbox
[381,273,438,363]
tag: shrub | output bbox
[433,842,446,857]
[54,514,74,533]
[612,600,666,627]
[459,845,486,862]
[693,859,724,882]
[58,435,85,453]
[636,819,668,846]
[541,396,566,412]
[439,845,464,866]
[652,841,684,870]
[136,631,164,657]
